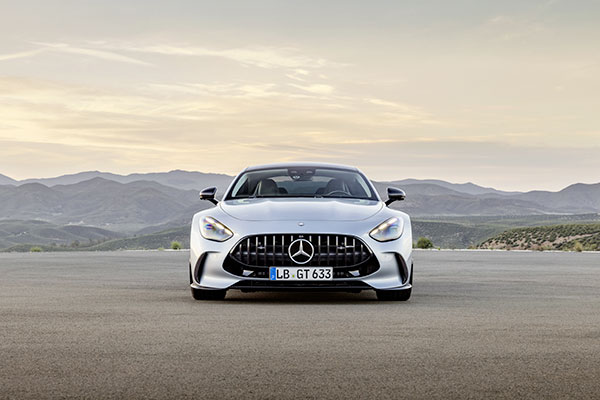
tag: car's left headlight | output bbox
[369,217,404,242]
[200,216,233,242]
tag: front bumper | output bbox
[189,221,412,292]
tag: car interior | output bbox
[229,168,374,199]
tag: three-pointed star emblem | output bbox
[288,238,315,264]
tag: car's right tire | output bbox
[376,288,411,301]
[191,287,227,300]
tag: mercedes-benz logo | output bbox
[288,238,314,264]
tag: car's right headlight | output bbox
[200,216,233,242]
[369,217,404,242]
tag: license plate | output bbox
[269,267,333,281]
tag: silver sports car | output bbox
[189,162,413,301]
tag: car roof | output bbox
[243,162,359,172]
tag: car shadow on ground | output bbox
[218,290,391,304]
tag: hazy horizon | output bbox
[1,0,599,191]
[2,166,599,193]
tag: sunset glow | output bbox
[1,1,599,190]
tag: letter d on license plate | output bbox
[269,267,333,281]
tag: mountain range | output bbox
[0,170,535,195]
[0,173,17,186]
[0,220,122,250]
[1,170,600,224]
[0,177,211,232]
[13,170,233,192]
[0,170,599,250]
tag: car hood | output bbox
[220,198,384,222]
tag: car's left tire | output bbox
[191,288,227,301]
[376,288,411,301]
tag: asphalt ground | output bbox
[1,250,599,399]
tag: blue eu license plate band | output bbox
[268,267,333,281]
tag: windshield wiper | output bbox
[321,194,352,198]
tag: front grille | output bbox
[224,233,379,279]
[229,234,372,268]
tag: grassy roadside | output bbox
[2,227,190,252]
[478,223,600,251]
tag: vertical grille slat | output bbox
[344,237,348,267]
[327,236,330,266]
[335,236,339,268]
[308,235,313,266]
[246,238,250,265]
[318,235,321,266]
[281,235,285,265]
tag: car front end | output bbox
[189,163,413,301]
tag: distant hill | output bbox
[478,223,600,251]
[374,181,600,216]
[412,220,500,248]
[14,172,518,196]
[5,213,600,251]
[514,183,600,214]
[372,181,543,216]
[0,220,122,250]
[1,170,599,227]
[18,170,234,193]
[0,178,212,232]
[373,180,556,216]
[0,173,17,186]
[88,226,190,251]
[2,225,189,252]
[393,193,555,216]
[387,178,517,195]
[413,213,600,248]
[375,182,466,196]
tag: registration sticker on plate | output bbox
[269,267,333,281]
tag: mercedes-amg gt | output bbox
[189,162,413,301]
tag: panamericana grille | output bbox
[229,234,372,268]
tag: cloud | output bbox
[366,98,423,112]
[33,42,152,66]
[0,48,46,61]
[0,42,151,65]
[484,15,545,41]
[286,74,306,82]
[146,82,284,99]
[0,75,442,170]
[289,84,334,95]
[3,40,339,70]
[101,43,339,70]
[365,98,440,125]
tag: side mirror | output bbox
[199,187,218,205]
[385,187,405,206]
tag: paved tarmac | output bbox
[0,250,599,399]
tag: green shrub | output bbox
[30,246,42,253]
[416,237,434,249]
[157,247,165,251]
[583,243,597,251]
[573,241,583,252]
[171,241,182,250]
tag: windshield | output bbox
[226,167,377,200]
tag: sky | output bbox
[0,0,599,191]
